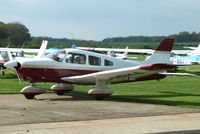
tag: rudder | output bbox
[143,38,174,65]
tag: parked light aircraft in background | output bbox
[106,46,137,59]
[77,46,192,55]
[170,54,200,66]
[184,44,200,56]
[170,44,200,66]
[5,38,190,100]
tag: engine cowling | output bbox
[21,86,46,99]
[51,83,74,95]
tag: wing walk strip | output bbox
[61,63,176,83]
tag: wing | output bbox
[172,50,192,55]
[77,47,154,54]
[61,63,176,85]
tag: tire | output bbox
[24,94,35,99]
[56,91,65,96]
[94,96,105,100]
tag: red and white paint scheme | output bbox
[5,38,176,100]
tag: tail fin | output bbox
[123,46,129,57]
[36,40,48,58]
[193,44,200,55]
[143,38,174,65]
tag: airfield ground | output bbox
[1,66,200,133]
[0,93,200,133]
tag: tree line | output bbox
[0,21,31,47]
[103,32,200,42]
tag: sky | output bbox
[1,0,200,41]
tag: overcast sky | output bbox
[1,0,200,41]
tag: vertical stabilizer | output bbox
[122,46,129,58]
[193,44,200,55]
[143,38,174,65]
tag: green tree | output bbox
[7,22,31,46]
[31,37,44,48]
[0,22,9,47]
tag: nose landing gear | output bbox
[21,85,46,99]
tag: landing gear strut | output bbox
[88,80,114,100]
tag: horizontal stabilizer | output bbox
[159,72,198,76]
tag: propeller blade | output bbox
[14,69,21,84]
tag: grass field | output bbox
[1,65,200,109]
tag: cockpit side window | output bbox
[66,52,86,64]
[104,59,113,66]
[89,55,101,66]
[47,50,66,62]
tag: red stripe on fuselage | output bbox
[17,67,99,83]
[17,67,166,85]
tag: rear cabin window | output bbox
[89,55,101,66]
[66,52,86,64]
[104,59,113,66]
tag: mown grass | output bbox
[1,65,200,108]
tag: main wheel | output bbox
[24,94,35,99]
[55,91,65,96]
[94,96,105,100]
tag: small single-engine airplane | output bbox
[5,38,182,100]
[184,44,200,56]
[106,46,137,59]
[169,44,200,66]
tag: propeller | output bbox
[14,68,21,83]
[4,60,22,83]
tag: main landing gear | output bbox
[51,83,74,95]
[88,80,114,100]
[20,81,113,100]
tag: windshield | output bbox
[47,50,66,62]
[11,51,24,60]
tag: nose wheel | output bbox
[24,94,35,99]
[21,85,46,99]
